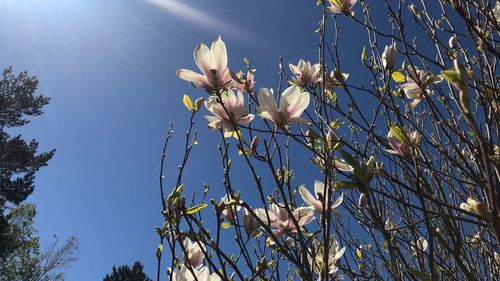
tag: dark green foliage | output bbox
[0,66,54,257]
[103,261,152,281]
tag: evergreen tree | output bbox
[0,66,55,257]
[103,261,152,281]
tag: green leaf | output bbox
[186,203,208,215]
[183,94,194,111]
[334,181,358,190]
[221,222,231,229]
[389,125,410,143]
[361,46,367,63]
[441,70,460,84]
[406,268,431,281]
[391,70,406,83]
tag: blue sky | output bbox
[0,0,371,279]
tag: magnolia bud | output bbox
[381,43,397,70]
[250,135,260,153]
[448,36,458,49]
[358,193,368,209]
[243,208,258,235]
[409,4,418,15]
[326,128,336,149]
[364,156,375,182]
[194,97,204,112]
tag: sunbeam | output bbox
[144,0,255,41]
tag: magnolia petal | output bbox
[299,185,322,212]
[333,159,354,172]
[204,115,223,130]
[210,273,221,281]
[279,85,301,113]
[335,246,346,260]
[331,193,344,209]
[289,91,310,118]
[410,99,421,109]
[194,43,213,77]
[314,180,325,198]
[211,36,227,71]
[266,229,284,246]
[255,208,277,224]
[176,69,208,88]
[237,114,255,125]
[257,88,279,122]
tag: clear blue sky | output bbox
[0,0,369,279]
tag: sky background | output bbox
[0,0,370,280]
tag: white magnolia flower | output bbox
[183,238,205,269]
[328,0,357,14]
[308,238,346,279]
[401,66,443,108]
[255,204,315,245]
[256,86,310,126]
[381,43,397,70]
[299,180,343,213]
[177,36,233,91]
[289,59,321,84]
[204,89,255,138]
[171,265,220,281]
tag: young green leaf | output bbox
[183,94,194,112]
[186,203,208,215]
[391,70,406,83]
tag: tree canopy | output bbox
[103,261,152,281]
[0,66,55,257]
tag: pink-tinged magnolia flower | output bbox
[177,36,233,91]
[308,238,346,279]
[220,194,241,222]
[183,238,206,269]
[298,180,343,213]
[289,59,321,84]
[328,0,357,14]
[324,70,349,89]
[170,265,220,281]
[204,89,255,138]
[255,204,315,245]
[256,86,310,126]
[386,127,419,157]
[401,67,443,108]
[233,71,255,93]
